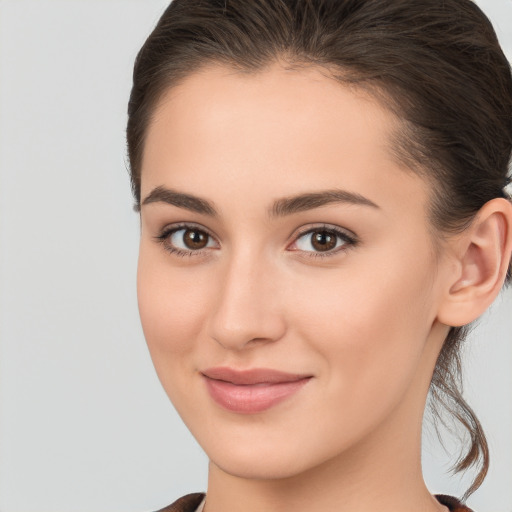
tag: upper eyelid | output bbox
[157,221,355,237]
[290,223,357,241]
[158,222,217,239]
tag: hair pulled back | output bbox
[127,0,512,499]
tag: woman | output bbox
[126,1,512,511]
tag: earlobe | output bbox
[438,198,512,327]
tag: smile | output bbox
[201,367,312,414]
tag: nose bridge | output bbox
[208,245,285,350]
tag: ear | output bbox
[437,198,512,327]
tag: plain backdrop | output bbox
[0,1,511,511]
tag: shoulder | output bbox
[435,494,475,512]
[154,493,206,512]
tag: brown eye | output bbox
[160,226,217,255]
[183,229,209,250]
[310,231,337,251]
[291,226,356,256]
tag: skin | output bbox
[136,62,496,512]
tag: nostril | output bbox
[208,316,286,351]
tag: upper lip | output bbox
[201,367,312,385]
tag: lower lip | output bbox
[204,377,311,414]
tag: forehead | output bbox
[147,62,395,154]
[142,62,430,220]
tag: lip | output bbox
[201,367,312,414]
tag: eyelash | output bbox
[290,225,358,258]
[155,223,358,259]
[155,223,217,258]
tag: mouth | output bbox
[201,367,312,414]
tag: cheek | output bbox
[136,246,210,366]
[288,248,437,407]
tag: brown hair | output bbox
[126,0,512,499]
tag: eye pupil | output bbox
[184,229,208,249]
[311,231,336,251]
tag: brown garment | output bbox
[155,492,474,511]
[155,493,205,512]
[435,494,475,512]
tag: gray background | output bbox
[0,1,510,511]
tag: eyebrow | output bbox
[140,186,379,217]
[141,186,217,216]
[270,189,379,217]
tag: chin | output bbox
[195,421,351,483]
[210,450,317,481]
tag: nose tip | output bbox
[207,265,286,351]
[210,316,285,351]
[211,326,282,352]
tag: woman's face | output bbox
[137,63,452,480]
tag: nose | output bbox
[207,251,286,351]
